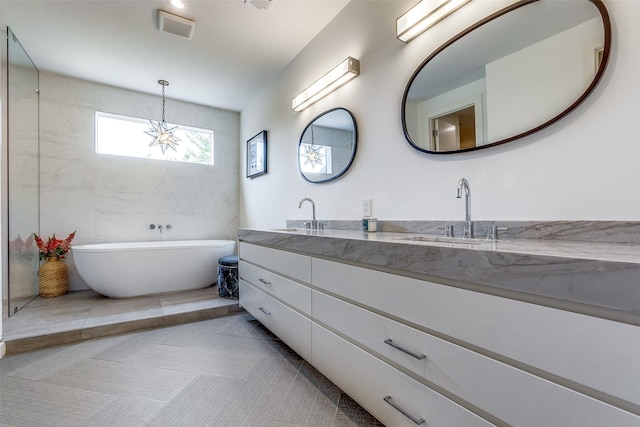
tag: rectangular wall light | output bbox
[292,57,360,112]
[397,0,472,43]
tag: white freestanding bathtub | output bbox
[73,240,236,298]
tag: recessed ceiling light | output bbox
[169,0,184,9]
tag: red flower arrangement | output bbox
[34,231,76,261]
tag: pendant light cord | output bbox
[161,83,166,124]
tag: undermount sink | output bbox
[391,235,486,245]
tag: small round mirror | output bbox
[298,108,357,183]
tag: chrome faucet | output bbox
[456,178,474,238]
[298,197,318,230]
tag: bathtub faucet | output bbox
[150,224,172,233]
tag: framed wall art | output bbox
[246,130,267,178]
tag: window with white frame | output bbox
[95,111,214,165]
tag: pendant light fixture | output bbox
[146,79,180,154]
[302,124,324,169]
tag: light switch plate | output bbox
[363,199,372,217]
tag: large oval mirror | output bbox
[298,108,357,183]
[402,0,610,154]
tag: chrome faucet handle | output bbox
[486,225,509,240]
[149,224,156,230]
[463,221,474,239]
[437,225,454,237]
[304,220,316,230]
[165,224,172,230]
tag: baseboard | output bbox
[0,341,6,359]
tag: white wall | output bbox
[240,0,640,229]
[39,72,240,290]
[486,17,602,141]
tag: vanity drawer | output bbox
[239,280,311,361]
[312,322,494,427]
[239,242,311,283]
[239,260,311,315]
[313,291,640,427]
[312,258,640,406]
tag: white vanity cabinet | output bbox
[238,243,312,360]
[312,258,640,410]
[239,241,640,426]
[312,277,640,426]
[312,322,494,427]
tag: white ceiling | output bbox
[0,0,351,112]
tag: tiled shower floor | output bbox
[2,287,241,354]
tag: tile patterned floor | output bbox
[0,312,384,426]
[1,289,384,426]
[2,288,241,354]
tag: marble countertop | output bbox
[238,227,640,325]
[252,227,640,264]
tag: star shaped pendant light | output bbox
[145,80,180,154]
[302,144,325,169]
[302,125,325,169]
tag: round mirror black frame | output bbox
[298,108,358,183]
[401,0,611,154]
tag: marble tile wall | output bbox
[38,72,240,290]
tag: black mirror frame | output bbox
[401,0,611,155]
[298,107,358,183]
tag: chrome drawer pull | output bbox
[384,339,426,360]
[258,278,272,285]
[258,306,272,315]
[383,395,425,425]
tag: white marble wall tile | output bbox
[40,187,95,241]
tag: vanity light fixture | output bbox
[145,80,181,154]
[397,0,472,43]
[292,57,360,112]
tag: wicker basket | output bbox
[39,257,68,298]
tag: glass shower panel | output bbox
[7,28,39,316]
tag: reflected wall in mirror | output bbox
[298,108,357,183]
[402,0,611,154]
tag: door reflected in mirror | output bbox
[402,0,610,154]
[298,108,357,183]
[431,105,476,151]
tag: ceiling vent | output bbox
[158,10,195,40]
